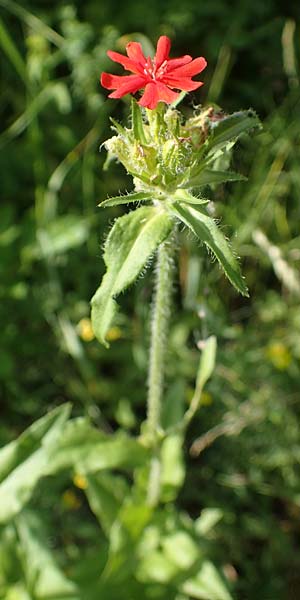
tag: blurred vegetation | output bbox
[0,0,300,598]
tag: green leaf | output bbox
[182,560,233,600]
[110,117,127,137]
[206,109,261,152]
[0,16,26,82]
[16,511,79,599]
[162,531,200,571]
[161,379,185,429]
[172,190,209,205]
[37,215,91,258]
[0,405,70,524]
[170,202,248,296]
[137,550,178,584]
[0,84,67,149]
[104,501,153,582]
[3,583,31,600]
[195,508,223,536]
[84,473,129,537]
[0,524,22,586]
[99,191,153,208]
[185,169,246,189]
[161,434,185,502]
[91,206,173,345]
[47,418,149,474]
[196,336,217,392]
[183,336,217,426]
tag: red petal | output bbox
[138,83,159,109]
[165,55,192,71]
[107,50,144,75]
[155,82,180,103]
[169,56,207,77]
[138,82,179,108]
[161,75,204,91]
[101,73,146,98]
[154,36,171,68]
[126,41,147,65]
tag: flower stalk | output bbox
[146,229,176,505]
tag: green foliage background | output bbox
[0,0,300,598]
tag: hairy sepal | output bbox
[91,206,173,345]
[99,191,153,208]
[170,202,248,296]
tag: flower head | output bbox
[101,36,207,109]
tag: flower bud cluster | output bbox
[104,103,221,194]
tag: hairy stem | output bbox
[146,229,176,506]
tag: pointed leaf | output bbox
[0,405,70,523]
[104,501,153,582]
[99,191,153,208]
[85,473,129,537]
[48,420,149,474]
[0,16,27,82]
[196,335,217,391]
[109,117,127,136]
[171,190,209,205]
[171,202,248,296]
[162,531,200,571]
[206,109,261,153]
[161,434,185,502]
[185,169,246,189]
[184,336,217,425]
[195,508,223,536]
[183,560,233,600]
[91,206,173,345]
[16,511,79,599]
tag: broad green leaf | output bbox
[47,418,149,475]
[0,405,70,483]
[4,583,31,600]
[185,169,246,189]
[182,560,233,600]
[0,405,70,523]
[68,545,109,600]
[91,206,173,345]
[85,473,129,536]
[137,550,178,584]
[104,502,153,582]
[206,109,261,153]
[0,524,22,586]
[99,191,153,208]
[16,511,79,599]
[161,434,185,502]
[34,215,91,258]
[162,531,200,571]
[170,202,248,296]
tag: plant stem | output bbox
[146,229,176,506]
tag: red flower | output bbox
[101,36,207,109]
